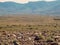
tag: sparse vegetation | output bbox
[0,15,60,45]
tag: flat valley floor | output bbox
[0,15,60,45]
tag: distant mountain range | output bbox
[0,1,60,15]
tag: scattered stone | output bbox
[28,37,31,40]
[4,43,8,45]
[12,34,16,37]
[51,42,58,45]
[0,30,60,45]
[13,41,18,45]
[34,36,41,41]
[46,39,53,43]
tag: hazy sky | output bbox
[0,0,56,3]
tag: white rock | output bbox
[54,36,60,38]
[28,37,31,40]
[12,34,16,37]
[58,42,60,45]
[18,36,22,39]
[35,33,38,35]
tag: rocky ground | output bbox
[0,30,60,45]
[0,16,60,45]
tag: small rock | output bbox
[34,36,40,41]
[51,42,58,45]
[46,39,53,43]
[12,34,16,37]
[13,41,18,45]
[28,37,31,40]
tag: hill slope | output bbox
[0,1,60,15]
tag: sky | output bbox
[0,0,56,3]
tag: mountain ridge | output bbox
[0,1,60,15]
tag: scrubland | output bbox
[0,15,60,45]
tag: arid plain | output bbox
[0,15,60,45]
